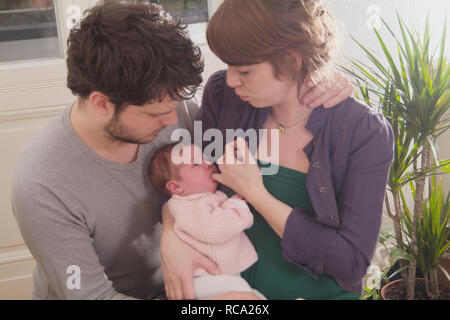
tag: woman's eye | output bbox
[239,71,250,76]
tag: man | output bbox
[12,0,352,300]
[11,0,208,299]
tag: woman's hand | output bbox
[212,138,265,202]
[213,138,293,238]
[161,203,220,300]
[302,69,353,109]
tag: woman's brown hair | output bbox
[66,0,204,113]
[206,0,336,85]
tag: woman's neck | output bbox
[270,82,311,126]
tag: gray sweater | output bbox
[11,101,198,299]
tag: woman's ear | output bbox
[166,180,183,195]
[287,50,303,72]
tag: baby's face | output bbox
[172,145,218,195]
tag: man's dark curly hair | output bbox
[66,0,204,113]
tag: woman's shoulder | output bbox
[204,69,228,97]
[328,97,392,135]
[327,97,394,153]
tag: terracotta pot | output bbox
[438,251,450,289]
[381,278,429,300]
[381,277,450,300]
[381,279,403,300]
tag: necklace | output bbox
[271,111,310,134]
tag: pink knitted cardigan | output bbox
[168,190,258,276]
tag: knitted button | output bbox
[312,161,320,168]
[319,186,327,193]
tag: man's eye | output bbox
[239,71,250,76]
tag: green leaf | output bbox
[438,264,450,282]
[440,163,450,174]
[390,247,413,262]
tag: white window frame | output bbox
[0,0,97,120]
[0,0,223,120]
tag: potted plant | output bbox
[380,178,450,299]
[403,178,450,299]
[360,231,406,300]
[344,14,450,299]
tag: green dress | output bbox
[232,160,360,300]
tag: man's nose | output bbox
[226,67,242,88]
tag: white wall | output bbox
[324,0,450,193]
[324,0,449,67]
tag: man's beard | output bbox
[104,113,157,145]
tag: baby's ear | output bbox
[166,180,183,195]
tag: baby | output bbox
[149,143,265,299]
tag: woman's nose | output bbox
[226,67,241,88]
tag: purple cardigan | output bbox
[196,70,394,293]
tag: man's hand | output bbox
[302,69,353,109]
[161,203,220,300]
[207,291,262,300]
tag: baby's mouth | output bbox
[210,165,218,174]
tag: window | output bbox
[161,0,208,24]
[143,0,218,45]
[0,0,223,115]
[0,0,61,62]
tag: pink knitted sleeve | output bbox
[169,195,254,244]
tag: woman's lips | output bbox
[237,94,249,101]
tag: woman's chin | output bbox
[248,100,270,109]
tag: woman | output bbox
[162,0,393,300]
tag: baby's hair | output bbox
[149,143,180,196]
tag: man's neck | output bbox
[70,100,139,164]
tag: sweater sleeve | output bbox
[169,196,254,244]
[281,110,394,288]
[11,179,136,300]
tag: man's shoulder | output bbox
[13,106,87,186]
[17,109,67,166]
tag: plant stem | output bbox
[407,145,431,299]
[385,194,394,219]
[430,269,440,299]
[424,273,432,298]
[393,192,408,282]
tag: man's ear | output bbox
[89,91,114,117]
[166,180,183,195]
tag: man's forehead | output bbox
[144,95,180,112]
